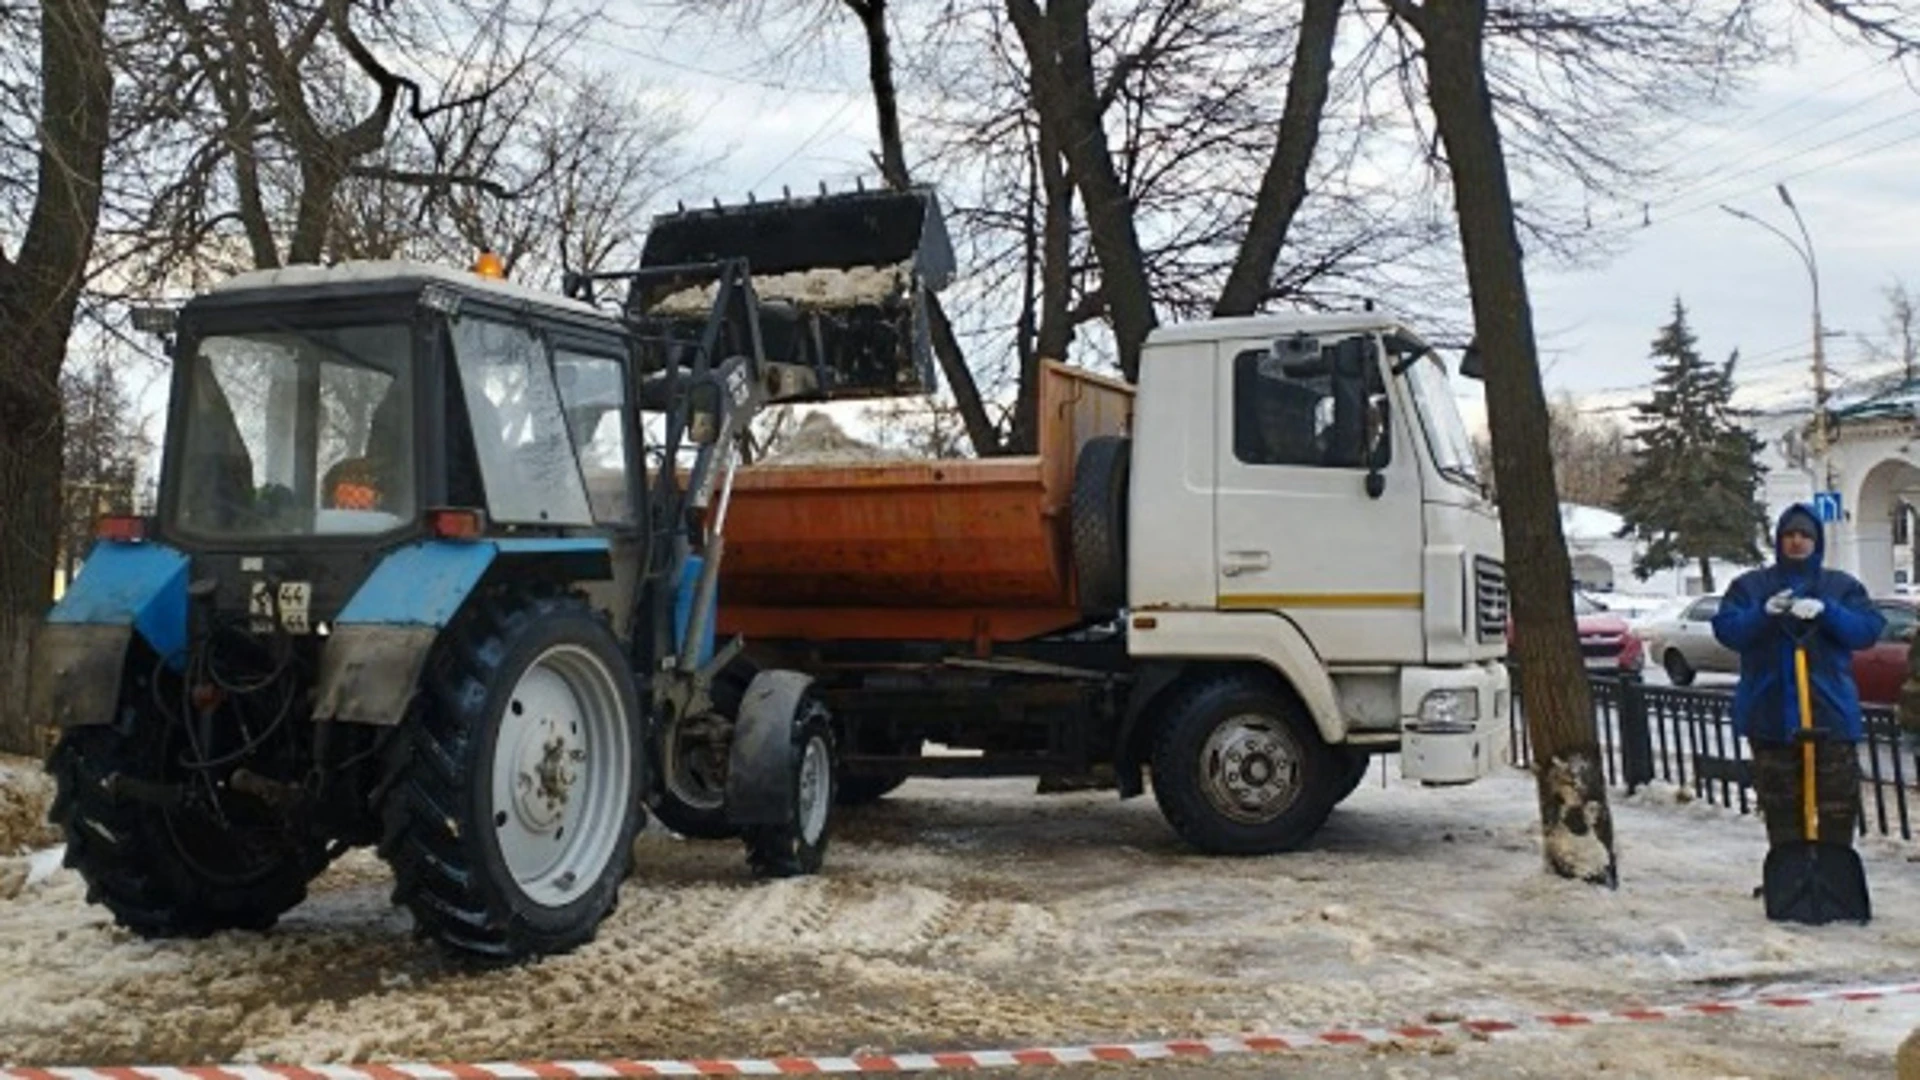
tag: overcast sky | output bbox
[582,12,1920,435]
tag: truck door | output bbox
[1213,333,1425,663]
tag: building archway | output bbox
[1847,455,1920,595]
[1571,553,1615,593]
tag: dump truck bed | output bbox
[717,361,1133,644]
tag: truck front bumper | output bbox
[1398,661,1511,785]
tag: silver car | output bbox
[1639,594,1737,686]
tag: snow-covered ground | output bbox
[2,754,1919,1076]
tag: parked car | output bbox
[1573,590,1644,676]
[1641,593,1917,702]
[1639,594,1735,686]
[1852,598,1918,705]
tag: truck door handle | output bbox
[1222,550,1271,576]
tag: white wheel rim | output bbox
[491,643,631,908]
[796,732,832,845]
[1198,714,1302,825]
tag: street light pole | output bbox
[1720,185,1833,490]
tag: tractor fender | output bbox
[724,669,816,827]
[313,538,613,725]
[32,541,190,728]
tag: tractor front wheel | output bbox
[379,594,642,961]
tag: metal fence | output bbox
[1509,674,1917,842]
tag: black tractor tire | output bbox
[378,593,643,961]
[47,723,329,939]
[744,696,837,877]
[1072,435,1130,617]
[1332,748,1374,805]
[652,671,750,841]
[1149,673,1340,855]
[1663,650,1697,687]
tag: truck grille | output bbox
[1474,557,1507,642]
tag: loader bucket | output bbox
[631,187,955,400]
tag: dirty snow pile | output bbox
[652,262,911,315]
[761,411,910,466]
[3,759,1920,1076]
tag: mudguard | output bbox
[31,541,190,728]
[313,538,613,725]
[724,669,816,826]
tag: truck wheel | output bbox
[836,735,919,807]
[379,594,642,960]
[743,697,837,877]
[1149,674,1338,855]
[1072,436,1130,617]
[652,700,743,840]
[1332,748,1373,805]
[47,720,328,938]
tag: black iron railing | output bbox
[1509,673,1915,842]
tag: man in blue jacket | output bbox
[1713,504,1884,847]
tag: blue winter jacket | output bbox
[1711,503,1884,745]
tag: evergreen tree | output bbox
[1616,300,1768,593]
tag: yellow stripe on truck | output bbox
[1218,592,1423,610]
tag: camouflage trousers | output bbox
[1749,740,1860,848]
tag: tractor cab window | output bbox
[449,318,594,527]
[555,350,633,525]
[172,323,415,538]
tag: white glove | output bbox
[1765,589,1794,615]
[1790,597,1825,621]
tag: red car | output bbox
[1504,591,1646,676]
[1851,598,1918,705]
[1573,591,1644,676]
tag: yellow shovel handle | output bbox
[1795,644,1817,841]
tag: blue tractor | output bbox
[28,188,953,960]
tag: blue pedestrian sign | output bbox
[1814,490,1844,523]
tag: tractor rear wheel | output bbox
[378,593,642,961]
[48,718,329,938]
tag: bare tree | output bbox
[0,0,111,754]
[59,355,152,587]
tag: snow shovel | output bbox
[1761,636,1871,925]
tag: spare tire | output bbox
[1072,435,1130,616]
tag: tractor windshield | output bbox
[170,322,415,539]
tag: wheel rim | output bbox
[491,643,632,908]
[796,731,832,845]
[1198,713,1302,825]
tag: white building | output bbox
[1561,503,1749,599]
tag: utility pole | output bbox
[1721,184,1833,491]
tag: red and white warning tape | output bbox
[5,980,1916,1077]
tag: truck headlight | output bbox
[1416,689,1480,734]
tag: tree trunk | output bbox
[0,0,113,755]
[1007,0,1157,381]
[849,0,1001,456]
[1698,555,1715,595]
[1214,0,1342,318]
[1414,0,1615,885]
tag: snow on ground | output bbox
[2,754,1919,1076]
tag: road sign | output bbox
[1814,491,1844,523]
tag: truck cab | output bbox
[1127,314,1509,787]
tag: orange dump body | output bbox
[717,361,1133,645]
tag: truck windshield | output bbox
[170,322,415,539]
[1404,355,1482,492]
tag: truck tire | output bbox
[1332,748,1373,805]
[379,593,643,961]
[1149,674,1339,854]
[47,718,329,938]
[743,695,837,877]
[1072,435,1130,617]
